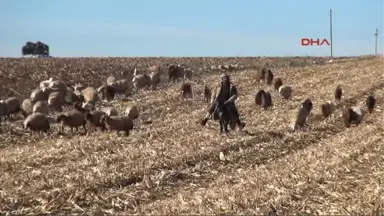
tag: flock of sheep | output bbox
[252,68,377,131]
[0,63,377,137]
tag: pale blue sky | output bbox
[0,0,383,57]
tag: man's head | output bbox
[221,73,230,85]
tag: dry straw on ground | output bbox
[0,56,382,215]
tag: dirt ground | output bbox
[0,56,382,215]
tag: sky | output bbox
[0,0,383,57]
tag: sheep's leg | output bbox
[219,121,224,133]
[125,130,130,136]
[83,124,87,133]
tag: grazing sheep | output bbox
[85,110,107,132]
[256,68,267,82]
[184,69,193,81]
[48,91,65,112]
[33,101,49,115]
[49,80,68,93]
[265,69,274,85]
[273,78,283,91]
[320,101,336,119]
[366,95,376,113]
[342,106,365,128]
[21,99,33,117]
[73,83,86,91]
[290,98,313,131]
[100,107,118,116]
[278,85,293,100]
[97,84,116,101]
[100,114,134,136]
[210,65,218,71]
[180,82,193,99]
[203,83,212,103]
[108,79,132,97]
[31,88,49,103]
[255,89,266,106]
[65,89,82,105]
[81,87,98,106]
[125,104,139,120]
[0,97,21,119]
[56,109,87,133]
[335,85,342,101]
[39,77,53,89]
[23,112,50,133]
[132,73,151,91]
[261,91,273,110]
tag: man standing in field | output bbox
[201,73,246,130]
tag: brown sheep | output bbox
[21,99,33,117]
[342,106,365,128]
[100,114,134,136]
[31,88,49,103]
[81,87,98,106]
[108,79,132,97]
[290,98,313,131]
[97,84,116,101]
[180,82,193,99]
[48,91,65,112]
[366,95,376,113]
[203,83,212,103]
[132,74,151,91]
[149,71,161,89]
[85,110,107,132]
[278,85,293,100]
[33,101,49,115]
[273,78,283,91]
[265,69,274,85]
[335,85,342,101]
[0,97,21,120]
[261,91,273,110]
[255,89,266,106]
[23,112,50,133]
[56,109,87,133]
[125,104,139,120]
[256,68,267,82]
[320,101,336,119]
[168,64,185,82]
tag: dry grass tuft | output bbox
[0,56,382,215]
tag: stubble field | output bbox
[0,56,383,215]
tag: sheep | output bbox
[256,68,266,82]
[100,114,134,136]
[255,89,265,106]
[107,76,116,86]
[184,69,193,81]
[21,99,33,117]
[97,84,116,101]
[278,85,293,100]
[125,104,139,120]
[33,101,49,115]
[203,83,212,103]
[109,79,132,97]
[56,109,87,133]
[23,112,50,133]
[132,74,151,92]
[366,95,376,113]
[100,107,118,117]
[0,97,21,120]
[342,105,365,128]
[48,91,65,112]
[65,88,83,105]
[290,98,313,131]
[273,77,283,91]
[81,87,98,106]
[31,88,49,103]
[180,82,193,99]
[320,101,336,119]
[265,69,274,85]
[39,77,53,89]
[335,85,342,101]
[73,83,86,91]
[85,110,107,132]
[49,80,68,93]
[261,91,273,110]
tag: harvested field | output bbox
[0,56,383,215]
